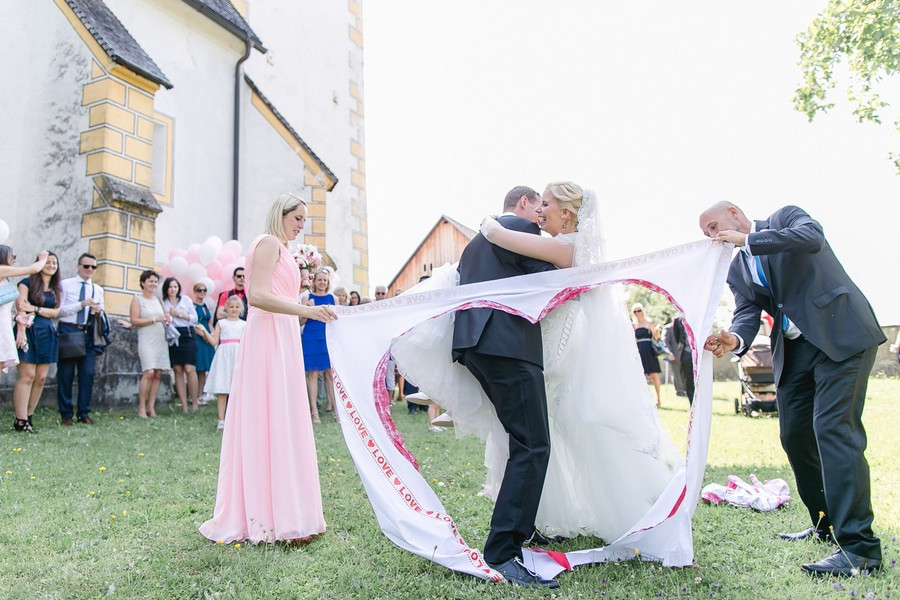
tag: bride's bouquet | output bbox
[290,243,323,270]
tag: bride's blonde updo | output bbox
[544,181,584,230]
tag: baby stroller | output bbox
[734,335,778,417]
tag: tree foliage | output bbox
[624,285,676,329]
[794,0,900,172]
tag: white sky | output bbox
[363,1,900,324]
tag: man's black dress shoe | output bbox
[488,557,560,589]
[524,528,565,547]
[801,550,882,576]
[778,527,831,542]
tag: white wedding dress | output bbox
[392,208,681,542]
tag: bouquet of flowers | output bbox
[291,243,323,270]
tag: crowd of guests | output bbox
[630,303,695,407]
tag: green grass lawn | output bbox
[0,380,897,599]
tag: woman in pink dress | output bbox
[200,193,337,544]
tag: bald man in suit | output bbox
[701,202,884,576]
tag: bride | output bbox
[392,182,680,543]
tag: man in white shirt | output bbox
[57,253,105,425]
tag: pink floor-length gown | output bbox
[200,235,326,543]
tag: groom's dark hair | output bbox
[503,186,539,212]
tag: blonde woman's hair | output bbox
[544,181,584,228]
[264,192,307,241]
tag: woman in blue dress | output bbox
[192,282,216,402]
[13,252,62,432]
[301,268,335,423]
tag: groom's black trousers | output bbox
[458,349,551,565]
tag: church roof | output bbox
[65,0,173,89]
[181,0,266,52]
[244,75,338,191]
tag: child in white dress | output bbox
[196,296,246,430]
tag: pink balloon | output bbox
[206,259,223,280]
[237,256,246,267]
[223,240,242,257]
[186,249,202,265]
[168,248,188,261]
[218,251,236,266]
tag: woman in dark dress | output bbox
[13,252,62,432]
[162,277,199,413]
[631,302,662,408]
[192,282,215,402]
[301,269,335,423]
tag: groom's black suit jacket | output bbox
[452,215,555,367]
[727,205,884,382]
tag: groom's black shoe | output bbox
[801,550,882,577]
[524,528,565,547]
[488,557,560,589]
[777,527,832,543]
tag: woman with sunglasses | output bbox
[193,282,215,401]
[631,302,663,408]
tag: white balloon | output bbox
[0,220,9,244]
[203,235,224,254]
[169,256,189,278]
[329,271,341,290]
[187,263,207,282]
[188,242,202,254]
[198,244,217,265]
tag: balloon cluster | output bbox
[0,219,9,245]
[161,236,244,302]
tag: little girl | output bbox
[196,295,246,430]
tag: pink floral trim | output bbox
[370,351,418,470]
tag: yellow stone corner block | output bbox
[136,117,154,141]
[306,203,325,218]
[126,267,144,292]
[311,219,326,234]
[349,81,361,101]
[359,251,368,268]
[304,234,326,248]
[129,216,155,244]
[350,169,366,188]
[139,244,156,268]
[353,266,368,286]
[89,103,135,133]
[80,127,123,154]
[86,151,134,181]
[350,140,363,158]
[352,232,367,250]
[82,78,126,106]
[348,0,361,18]
[358,218,368,234]
[82,210,127,237]
[91,61,105,79]
[357,158,366,174]
[311,188,327,202]
[103,290,134,317]
[125,136,153,163]
[134,163,152,188]
[348,25,363,49]
[127,89,155,117]
[92,189,105,209]
[89,237,138,265]
[94,263,124,288]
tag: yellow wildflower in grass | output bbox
[98,467,106,472]
[118,479,124,483]
[30,476,35,480]
[110,515,116,520]
[216,540,223,545]
[122,510,127,517]
[89,491,95,496]
[204,453,209,457]
[119,416,124,420]
[234,544,241,549]
[4,471,11,475]
[137,453,144,457]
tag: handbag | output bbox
[0,282,19,305]
[651,339,670,357]
[164,323,180,346]
[58,330,87,360]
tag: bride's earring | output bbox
[562,218,571,232]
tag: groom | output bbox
[452,185,558,589]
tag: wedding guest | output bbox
[349,291,361,306]
[56,253,104,425]
[196,296,246,430]
[889,329,900,363]
[129,270,171,419]
[13,252,62,432]
[333,286,349,306]
[199,192,336,544]
[163,277,199,413]
[0,247,48,432]
[663,320,686,396]
[193,282,215,403]
[701,201,884,576]
[215,267,248,323]
[632,303,662,407]
[671,315,694,405]
[374,285,387,301]
[302,268,336,422]
[298,267,311,304]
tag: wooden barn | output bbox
[388,215,475,296]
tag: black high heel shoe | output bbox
[13,418,34,433]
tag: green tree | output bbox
[793,0,899,173]
[624,285,676,330]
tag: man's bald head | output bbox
[699,201,751,238]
